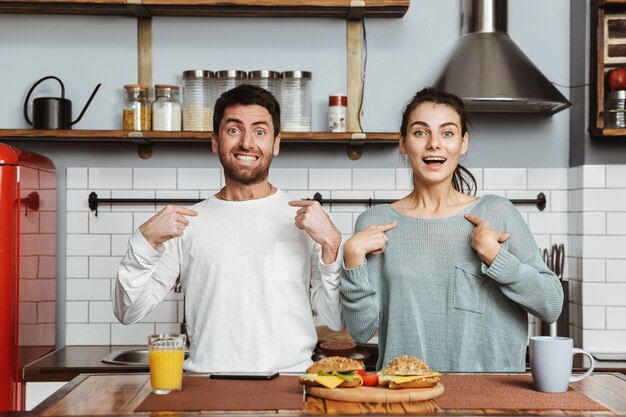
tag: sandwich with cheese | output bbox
[299,356,364,389]
[378,355,440,389]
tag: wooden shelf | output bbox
[0,0,409,18]
[0,129,400,144]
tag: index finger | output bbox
[288,200,317,207]
[372,221,397,232]
[175,206,199,217]
[464,213,486,226]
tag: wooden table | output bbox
[30,373,626,416]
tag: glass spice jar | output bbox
[153,84,182,131]
[281,71,312,132]
[182,70,214,132]
[122,84,151,131]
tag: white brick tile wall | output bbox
[309,169,351,190]
[607,307,626,329]
[89,168,132,189]
[134,168,177,189]
[156,324,182,334]
[483,168,526,190]
[582,165,606,188]
[66,167,88,189]
[607,260,626,282]
[353,169,395,190]
[178,168,221,190]
[67,212,88,234]
[89,212,134,234]
[528,168,568,190]
[396,168,412,190]
[89,301,118,323]
[582,283,626,305]
[67,235,110,256]
[582,306,606,329]
[63,164,626,352]
[583,189,626,211]
[111,323,155,344]
[111,234,132,256]
[269,169,308,190]
[582,212,607,235]
[89,257,122,279]
[66,323,110,345]
[550,190,568,212]
[66,257,88,278]
[607,212,626,235]
[66,279,111,301]
[111,190,155,212]
[583,235,626,259]
[329,212,354,235]
[66,302,88,323]
[20,303,36,324]
[582,330,626,352]
[528,213,568,235]
[606,165,626,188]
[581,259,606,282]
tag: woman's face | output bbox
[400,102,468,187]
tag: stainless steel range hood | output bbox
[432,0,571,115]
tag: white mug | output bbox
[529,336,594,393]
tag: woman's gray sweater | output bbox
[340,194,563,372]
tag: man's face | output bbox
[211,104,281,185]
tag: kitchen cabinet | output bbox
[0,0,409,159]
[590,0,626,138]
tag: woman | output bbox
[340,88,563,372]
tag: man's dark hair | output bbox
[213,84,281,137]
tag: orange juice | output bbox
[149,348,184,391]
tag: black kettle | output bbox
[23,76,102,130]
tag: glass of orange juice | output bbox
[148,334,186,395]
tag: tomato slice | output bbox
[361,373,379,387]
[356,368,366,375]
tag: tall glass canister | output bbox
[153,84,182,131]
[247,70,281,103]
[281,71,312,132]
[122,84,151,131]
[182,70,214,132]
[215,70,246,100]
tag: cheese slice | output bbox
[313,375,345,389]
[378,372,440,385]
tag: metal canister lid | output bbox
[607,90,626,100]
[155,84,179,90]
[281,71,312,79]
[216,70,247,79]
[248,70,281,79]
[183,70,214,78]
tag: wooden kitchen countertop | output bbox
[28,372,626,416]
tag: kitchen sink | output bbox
[101,349,189,366]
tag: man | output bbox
[114,84,343,373]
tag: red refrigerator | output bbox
[0,144,56,411]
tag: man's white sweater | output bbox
[114,190,343,372]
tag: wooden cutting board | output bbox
[306,382,444,404]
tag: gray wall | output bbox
[0,0,575,346]
[2,0,572,169]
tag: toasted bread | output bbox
[382,355,432,376]
[306,356,363,374]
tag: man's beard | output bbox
[220,153,273,185]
